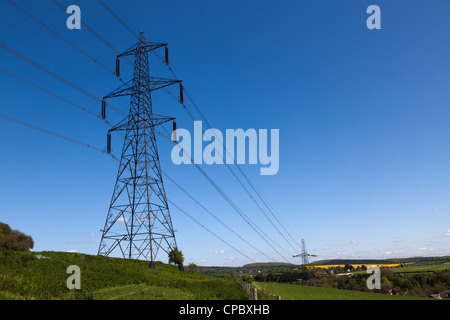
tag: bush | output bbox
[187,263,198,272]
[168,248,184,266]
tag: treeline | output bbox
[317,268,450,297]
[254,270,311,283]
[0,222,34,252]
[255,267,450,298]
[311,256,450,266]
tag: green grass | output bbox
[0,249,248,300]
[255,282,429,300]
[93,284,196,300]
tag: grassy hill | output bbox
[0,249,248,300]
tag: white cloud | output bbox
[67,250,78,253]
[338,240,359,245]
[223,257,236,265]
[89,232,96,237]
[445,229,450,236]
[213,250,225,255]
[414,247,436,255]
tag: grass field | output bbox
[255,282,429,300]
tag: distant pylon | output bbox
[293,239,317,268]
[98,33,181,267]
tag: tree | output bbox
[187,263,198,272]
[344,264,354,272]
[168,247,184,266]
[0,222,34,251]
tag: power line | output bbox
[84,2,292,260]
[0,106,259,263]
[171,88,301,253]
[163,56,303,254]
[104,0,140,36]
[0,66,98,118]
[96,0,139,39]
[0,112,107,155]
[5,0,117,77]
[158,95,300,256]
[0,108,260,263]
[54,1,297,254]
[158,126,292,263]
[51,0,118,55]
[163,172,275,262]
[142,41,302,254]
[0,41,98,102]
[0,4,272,262]
[0,41,126,116]
[0,71,267,263]
[168,199,257,263]
[6,2,297,261]
[51,0,133,66]
[0,65,278,263]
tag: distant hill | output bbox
[242,262,296,269]
[309,256,450,266]
[236,256,450,269]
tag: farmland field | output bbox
[255,282,429,300]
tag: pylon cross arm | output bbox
[109,114,175,132]
[118,42,167,58]
[103,78,181,100]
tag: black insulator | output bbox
[101,100,106,119]
[107,133,112,154]
[179,83,184,104]
[116,58,120,77]
[165,46,169,65]
[172,120,177,141]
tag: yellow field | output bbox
[309,263,414,269]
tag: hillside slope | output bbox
[0,249,248,300]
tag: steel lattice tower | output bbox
[293,239,317,268]
[98,33,181,267]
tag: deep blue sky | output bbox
[0,0,449,266]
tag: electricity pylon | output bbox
[98,32,181,268]
[293,239,317,268]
